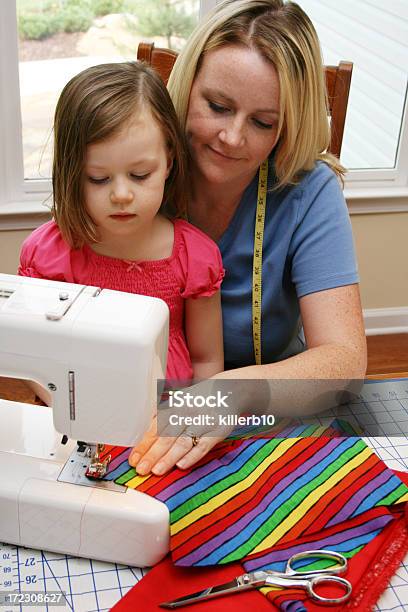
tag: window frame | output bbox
[343,85,408,212]
[0,0,407,231]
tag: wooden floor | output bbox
[366,333,408,376]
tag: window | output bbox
[0,0,407,224]
[17,0,200,181]
[0,0,203,222]
[296,0,408,208]
[299,0,408,171]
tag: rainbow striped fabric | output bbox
[103,423,408,571]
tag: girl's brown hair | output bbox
[53,61,188,248]
[168,0,345,189]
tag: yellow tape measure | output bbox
[252,159,268,365]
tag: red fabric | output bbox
[270,504,408,611]
[112,472,408,612]
[271,470,408,611]
[111,557,271,611]
[343,503,408,611]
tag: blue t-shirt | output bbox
[218,161,359,370]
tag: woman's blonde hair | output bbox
[53,61,189,248]
[168,0,345,188]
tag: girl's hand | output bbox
[130,289,225,475]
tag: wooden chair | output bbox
[137,41,352,158]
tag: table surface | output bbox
[0,377,44,403]
[2,375,408,611]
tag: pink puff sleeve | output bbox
[18,220,75,283]
[174,219,225,299]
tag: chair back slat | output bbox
[138,42,178,87]
[325,62,353,157]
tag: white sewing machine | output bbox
[0,273,170,567]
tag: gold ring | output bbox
[191,435,199,447]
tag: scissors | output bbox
[159,550,352,608]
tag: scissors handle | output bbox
[263,574,352,605]
[287,549,348,576]
[308,575,352,604]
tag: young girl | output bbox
[18,61,224,387]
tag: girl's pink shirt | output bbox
[19,219,224,383]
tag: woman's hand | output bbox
[128,430,226,476]
[128,377,270,476]
[128,382,238,474]
[128,413,230,475]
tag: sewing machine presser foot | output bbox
[85,444,112,479]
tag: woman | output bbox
[129,0,367,476]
